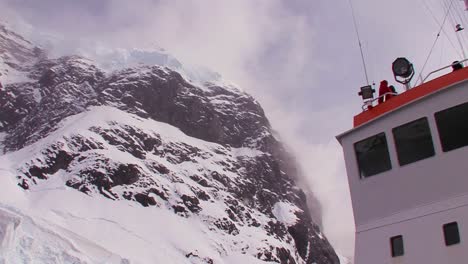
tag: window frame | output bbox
[354,132,392,179]
[392,117,436,166]
[434,101,468,152]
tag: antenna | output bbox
[347,0,370,85]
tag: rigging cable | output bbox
[445,0,468,60]
[443,0,460,44]
[452,0,468,47]
[445,0,468,44]
[417,0,456,85]
[454,0,468,26]
[347,0,370,85]
[439,35,445,67]
[418,0,461,56]
[452,0,468,26]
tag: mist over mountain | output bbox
[0,23,342,263]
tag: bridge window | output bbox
[435,102,468,152]
[392,117,435,166]
[354,132,392,178]
[390,235,404,257]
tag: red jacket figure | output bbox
[378,80,393,104]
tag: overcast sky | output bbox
[1,0,467,259]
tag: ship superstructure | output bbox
[337,66,468,263]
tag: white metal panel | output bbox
[355,198,468,264]
[340,80,468,227]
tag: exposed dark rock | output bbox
[111,164,141,186]
[148,188,168,201]
[134,193,157,207]
[190,175,210,187]
[213,217,239,235]
[172,204,187,214]
[276,248,297,264]
[266,221,289,240]
[152,163,170,174]
[26,149,75,180]
[122,191,133,200]
[195,190,210,201]
[186,252,214,264]
[181,195,201,213]
[18,179,29,190]
[65,135,105,152]
[288,222,310,259]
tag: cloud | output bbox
[2,0,319,93]
[264,99,356,257]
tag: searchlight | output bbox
[392,57,415,90]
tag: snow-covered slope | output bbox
[0,107,302,263]
[0,23,339,264]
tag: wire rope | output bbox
[417,0,456,84]
[452,1,468,45]
[447,1,468,48]
[443,0,456,26]
[443,0,459,41]
[443,0,465,57]
[453,0,468,25]
[347,0,370,85]
[419,0,461,56]
[439,36,445,67]
[446,0,468,59]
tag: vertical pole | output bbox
[455,30,467,65]
[347,0,370,85]
[404,83,411,91]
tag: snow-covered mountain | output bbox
[0,23,340,263]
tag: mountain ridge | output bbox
[0,23,339,264]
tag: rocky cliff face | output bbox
[0,24,339,264]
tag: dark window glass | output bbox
[443,222,461,246]
[390,235,404,257]
[435,102,468,152]
[354,132,392,178]
[392,117,435,166]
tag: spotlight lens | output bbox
[392,57,413,78]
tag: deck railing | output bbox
[419,58,468,85]
[362,92,399,110]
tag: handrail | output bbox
[362,92,399,111]
[420,58,468,85]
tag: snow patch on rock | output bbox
[232,147,263,158]
[272,202,303,227]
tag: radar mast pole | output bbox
[347,0,370,85]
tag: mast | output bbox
[455,25,467,63]
[347,0,370,86]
